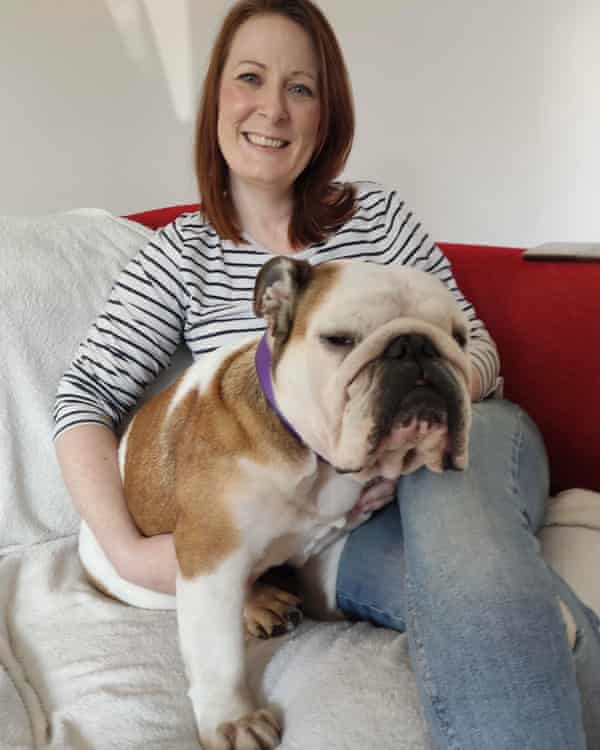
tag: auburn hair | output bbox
[195,0,356,249]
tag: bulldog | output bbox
[79,256,472,750]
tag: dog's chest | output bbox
[249,465,363,576]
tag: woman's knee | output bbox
[469,399,549,526]
[471,399,545,458]
[399,398,550,535]
[470,397,526,441]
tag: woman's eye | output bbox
[238,72,260,85]
[289,83,313,97]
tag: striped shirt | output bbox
[53,182,500,439]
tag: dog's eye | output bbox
[320,334,355,349]
[452,328,468,349]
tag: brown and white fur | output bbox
[80,257,472,749]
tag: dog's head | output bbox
[254,257,472,481]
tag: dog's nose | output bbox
[382,334,438,361]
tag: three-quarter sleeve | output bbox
[53,220,190,439]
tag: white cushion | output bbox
[540,489,600,615]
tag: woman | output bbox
[54,1,600,748]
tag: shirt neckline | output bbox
[238,231,318,261]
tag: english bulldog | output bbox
[79,256,472,750]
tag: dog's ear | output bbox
[253,257,313,342]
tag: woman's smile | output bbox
[242,131,291,150]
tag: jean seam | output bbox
[510,406,529,528]
[406,575,462,750]
[336,591,406,631]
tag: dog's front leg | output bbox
[176,549,281,750]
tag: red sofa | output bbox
[128,205,600,495]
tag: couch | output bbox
[1,205,599,750]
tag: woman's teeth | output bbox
[244,133,288,148]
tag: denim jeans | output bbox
[336,399,600,750]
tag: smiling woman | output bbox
[196,0,356,251]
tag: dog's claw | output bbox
[256,625,269,640]
[244,583,303,640]
[217,709,281,750]
[288,607,302,628]
[270,622,288,638]
[211,708,282,750]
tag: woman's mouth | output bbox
[243,132,290,149]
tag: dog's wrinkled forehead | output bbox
[303,261,466,341]
[253,257,468,354]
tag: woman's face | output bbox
[217,14,321,197]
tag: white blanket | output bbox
[0,210,154,554]
[1,210,599,749]
[1,536,427,750]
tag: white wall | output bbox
[2,0,599,246]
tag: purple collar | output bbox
[255,334,306,448]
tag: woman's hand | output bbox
[55,424,178,596]
[349,477,397,521]
[114,532,178,595]
[470,365,483,402]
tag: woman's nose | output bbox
[258,84,289,123]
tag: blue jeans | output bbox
[336,399,600,750]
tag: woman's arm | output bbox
[53,219,189,440]
[55,423,178,594]
[53,219,190,594]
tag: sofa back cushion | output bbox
[441,243,600,494]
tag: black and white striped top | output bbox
[53,182,500,439]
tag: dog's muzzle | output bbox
[369,333,463,470]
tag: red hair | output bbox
[195,0,356,249]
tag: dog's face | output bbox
[254,257,472,481]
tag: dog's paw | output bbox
[244,583,303,639]
[219,709,281,750]
[200,709,281,750]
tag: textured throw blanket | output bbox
[0,537,428,749]
[0,210,154,554]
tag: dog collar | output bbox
[255,334,306,446]
[255,335,330,466]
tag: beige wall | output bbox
[2,0,599,245]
